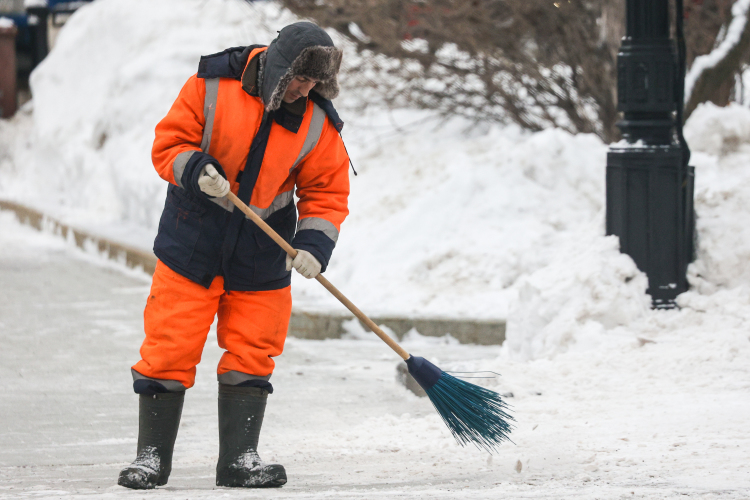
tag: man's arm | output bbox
[151,75,228,198]
[292,118,350,273]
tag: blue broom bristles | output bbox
[406,356,514,453]
[426,372,514,452]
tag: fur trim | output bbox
[266,45,342,112]
[267,70,295,112]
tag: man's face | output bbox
[283,76,319,103]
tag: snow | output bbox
[682,102,750,290]
[503,233,651,361]
[0,0,750,497]
[301,122,608,321]
[347,21,371,44]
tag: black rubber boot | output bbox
[216,384,287,488]
[117,392,184,489]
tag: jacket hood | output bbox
[260,22,343,112]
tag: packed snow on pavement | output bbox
[0,0,749,498]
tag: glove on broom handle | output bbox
[226,191,410,361]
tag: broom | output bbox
[226,191,514,452]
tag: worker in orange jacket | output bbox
[118,22,349,490]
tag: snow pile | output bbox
[498,102,750,361]
[684,103,750,290]
[502,233,650,361]
[2,0,296,235]
[684,101,750,156]
[500,102,750,361]
[299,125,609,320]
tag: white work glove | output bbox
[197,164,230,197]
[285,249,321,279]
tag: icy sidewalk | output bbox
[0,211,504,499]
[1,210,749,499]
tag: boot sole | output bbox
[216,464,287,488]
[117,468,168,489]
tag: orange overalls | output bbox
[132,46,349,391]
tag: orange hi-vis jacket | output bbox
[151,46,350,291]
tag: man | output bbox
[117,22,349,490]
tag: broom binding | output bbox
[405,355,442,389]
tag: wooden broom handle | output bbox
[226,191,410,360]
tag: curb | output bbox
[289,311,505,345]
[1,199,505,345]
[0,199,157,274]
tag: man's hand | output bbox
[198,164,230,197]
[285,250,321,279]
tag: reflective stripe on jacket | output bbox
[151,46,350,290]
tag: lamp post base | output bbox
[606,144,694,308]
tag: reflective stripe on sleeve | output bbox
[200,78,220,154]
[289,103,326,173]
[172,150,195,188]
[297,217,339,243]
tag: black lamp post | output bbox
[606,0,695,308]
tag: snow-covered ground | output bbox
[2,188,750,498]
[0,0,749,497]
[1,210,748,499]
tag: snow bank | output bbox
[5,0,296,234]
[683,103,750,291]
[684,102,750,156]
[299,124,610,321]
[499,102,750,361]
[502,233,650,361]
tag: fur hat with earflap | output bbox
[259,22,343,112]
